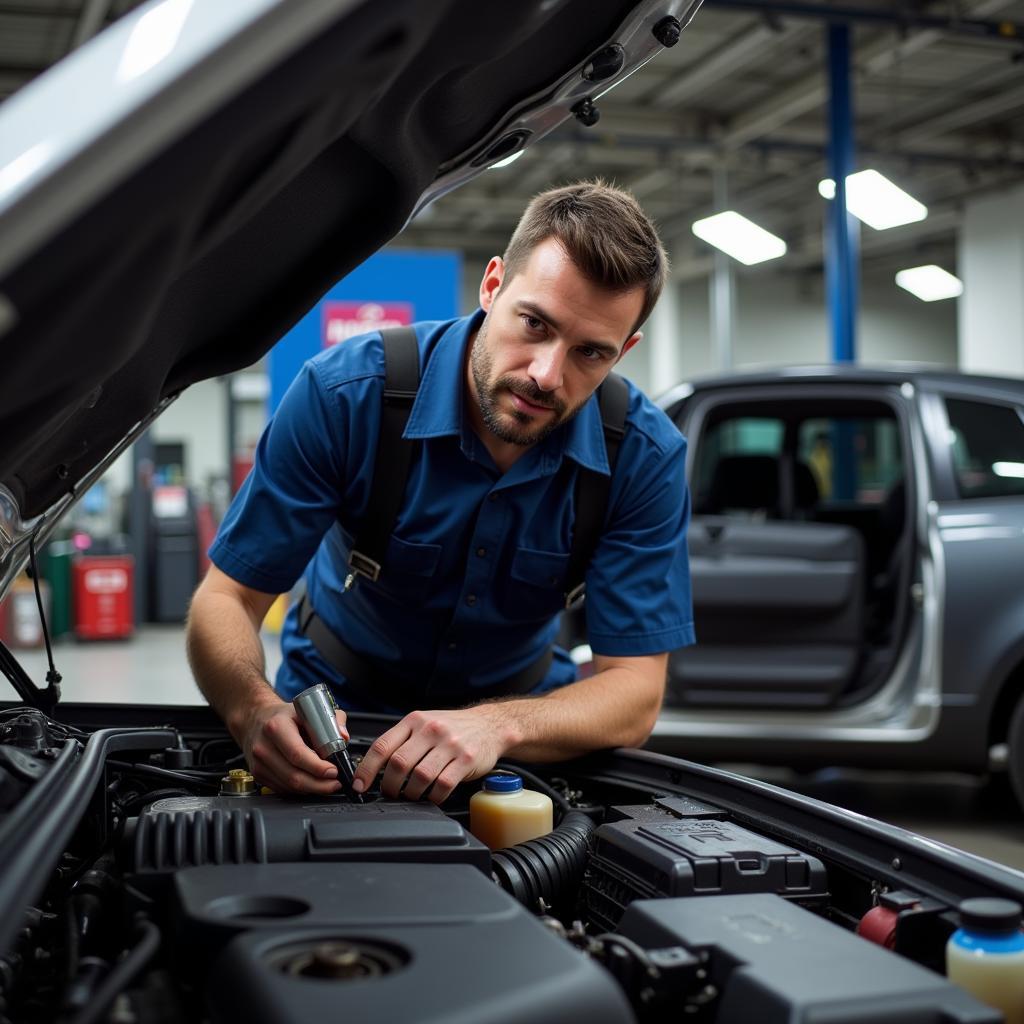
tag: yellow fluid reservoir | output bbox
[469,772,553,850]
[946,898,1024,1024]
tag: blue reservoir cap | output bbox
[483,772,523,793]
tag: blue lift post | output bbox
[826,21,858,363]
[826,22,859,500]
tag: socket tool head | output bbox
[293,683,362,801]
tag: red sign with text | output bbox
[322,301,413,348]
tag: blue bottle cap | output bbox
[483,772,523,793]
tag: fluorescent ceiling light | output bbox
[895,265,963,302]
[691,211,786,265]
[993,462,1024,479]
[818,169,928,230]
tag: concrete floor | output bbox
[4,625,1023,873]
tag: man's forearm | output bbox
[489,654,666,762]
[185,586,280,740]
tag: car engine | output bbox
[0,706,1012,1024]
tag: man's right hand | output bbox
[236,699,346,795]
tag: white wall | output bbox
[630,271,958,397]
[958,184,1024,377]
[150,379,228,490]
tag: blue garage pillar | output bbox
[825,23,859,365]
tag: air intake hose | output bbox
[491,810,595,912]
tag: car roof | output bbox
[661,363,1024,406]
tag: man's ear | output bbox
[616,331,643,364]
[479,256,504,311]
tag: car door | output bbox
[923,387,1024,782]
[669,384,912,711]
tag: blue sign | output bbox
[269,249,462,411]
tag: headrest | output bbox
[705,454,779,514]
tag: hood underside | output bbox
[0,0,700,590]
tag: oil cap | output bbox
[483,772,523,793]
[959,898,1023,936]
[220,768,257,797]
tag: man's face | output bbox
[468,238,644,449]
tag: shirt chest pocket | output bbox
[377,534,442,605]
[503,546,571,621]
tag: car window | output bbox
[945,398,1024,499]
[797,418,902,505]
[693,416,783,511]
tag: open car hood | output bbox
[0,0,701,597]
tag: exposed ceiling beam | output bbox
[652,20,808,108]
[705,0,1024,41]
[70,0,112,50]
[716,0,1023,149]
[897,83,1024,146]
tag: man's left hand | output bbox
[352,705,513,804]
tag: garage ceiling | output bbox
[2,0,1023,284]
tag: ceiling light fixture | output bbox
[818,169,927,230]
[895,265,963,302]
[691,211,786,265]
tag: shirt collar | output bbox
[404,310,480,439]
[403,308,611,478]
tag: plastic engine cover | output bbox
[618,893,999,1023]
[129,795,490,875]
[175,862,636,1024]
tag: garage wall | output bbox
[150,380,227,489]
[623,273,958,396]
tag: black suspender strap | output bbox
[564,371,629,609]
[343,326,420,590]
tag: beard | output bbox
[470,313,586,447]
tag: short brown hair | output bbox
[501,180,669,335]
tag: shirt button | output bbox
[466,594,477,606]
[448,641,457,651]
[488,493,499,502]
[476,547,487,558]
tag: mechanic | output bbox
[186,180,695,804]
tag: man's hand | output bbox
[238,699,348,795]
[353,705,515,805]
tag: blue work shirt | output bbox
[210,310,695,711]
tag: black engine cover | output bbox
[175,862,635,1024]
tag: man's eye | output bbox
[578,346,603,362]
[521,315,545,333]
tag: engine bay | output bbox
[0,705,1019,1024]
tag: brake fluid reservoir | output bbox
[946,898,1024,1024]
[470,772,553,850]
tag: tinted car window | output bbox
[693,417,783,513]
[946,398,1024,499]
[797,418,902,504]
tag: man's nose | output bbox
[528,343,566,392]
